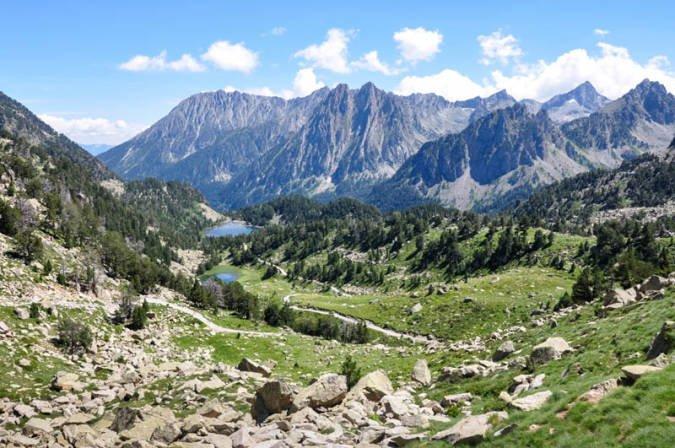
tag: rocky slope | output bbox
[0,92,112,181]
[376,80,675,211]
[100,84,519,207]
[539,81,610,123]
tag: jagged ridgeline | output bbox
[0,91,216,292]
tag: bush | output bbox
[340,355,362,388]
[29,302,42,319]
[57,318,93,354]
[129,300,149,330]
[14,231,43,263]
[0,200,20,236]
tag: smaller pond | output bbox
[206,221,254,238]
[213,272,239,283]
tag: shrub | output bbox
[14,231,43,263]
[340,355,362,388]
[0,200,20,236]
[57,318,93,354]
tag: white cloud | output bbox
[291,68,326,96]
[594,28,610,36]
[119,51,205,72]
[270,26,286,36]
[396,69,493,101]
[393,27,443,63]
[295,28,352,73]
[39,115,146,145]
[201,40,259,73]
[396,41,675,102]
[490,42,675,100]
[477,31,523,65]
[221,68,325,100]
[352,51,400,75]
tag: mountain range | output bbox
[99,80,675,211]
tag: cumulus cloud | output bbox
[396,69,492,101]
[294,28,352,73]
[594,28,610,36]
[396,42,675,102]
[201,40,259,73]
[291,68,326,96]
[490,42,675,100]
[352,51,400,75]
[119,51,205,72]
[477,31,523,65]
[39,115,146,145]
[393,27,443,63]
[221,68,325,100]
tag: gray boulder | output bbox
[432,412,508,444]
[237,358,272,377]
[252,380,295,422]
[492,340,515,361]
[292,373,348,411]
[530,337,572,365]
[411,359,432,386]
[646,321,674,360]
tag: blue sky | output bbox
[2,0,674,145]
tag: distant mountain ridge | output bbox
[99,83,520,206]
[98,80,675,211]
[375,80,675,211]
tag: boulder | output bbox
[432,412,508,444]
[638,275,670,294]
[603,288,638,308]
[492,340,515,361]
[411,359,432,386]
[151,422,181,444]
[646,321,674,360]
[441,393,472,407]
[23,417,52,437]
[410,303,423,314]
[251,380,295,422]
[576,379,619,404]
[0,320,11,335]
[292,373,348,411]
[51,371,85,392]
[510,390,552,411]
[231,427,253,448]
[205,433,233,448]
[530,337,572,365]
[14,307,30,320]
[237,358,272,377]
[110,407,141,432]
[346,370,393,402]
[621,365,662,382]
[13,404,36,418]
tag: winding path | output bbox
[145,296,281,337]
[283,295,431,344]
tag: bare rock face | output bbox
[530,337,573,365]
[411,359,432,386]
[647,321,674,359]
[251,380,295,423]
[291,373,348,411]
[432,412,508,444]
